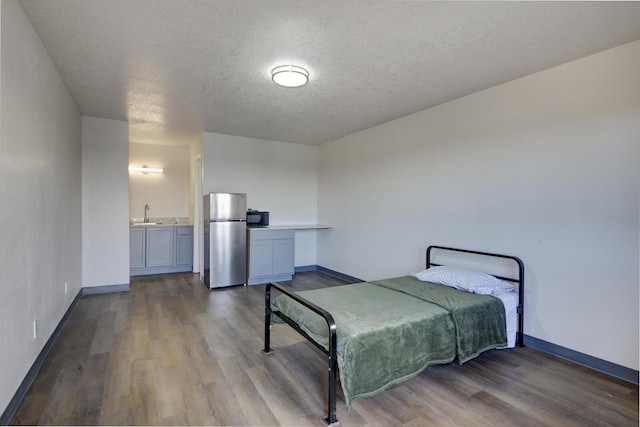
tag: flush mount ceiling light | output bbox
[128,165,164,174]
[271,65,309,88]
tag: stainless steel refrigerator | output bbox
[203,192,247,288]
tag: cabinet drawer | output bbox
[250,228,294,241]
[176,226,192,235]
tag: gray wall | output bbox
[0,0,82,413]
[81,117,130,288]
[318,40,640,371]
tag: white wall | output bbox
[189,133,204,222]
[0,0,82,414]
[129,142,190,221]
[203,132,318,266]
[318,40,640,370]
[189,134,204,273]
[82,117,130,288]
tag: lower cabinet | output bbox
[130,225,193,276]
[175,226,194,267]
[247,228,294,285]
[146,227,174,267]
[129,228,146,269]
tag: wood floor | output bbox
[11,271,638,426]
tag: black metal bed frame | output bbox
[263,245,525,426]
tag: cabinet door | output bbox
[251,241,275,277]
[273,239,294,275]
[130,228,146,268]
[146,227,174,267]
[176,235,193,266]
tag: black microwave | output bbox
[246,210,269,226]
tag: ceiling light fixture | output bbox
[271,65,309,88]
[129,165,164,174]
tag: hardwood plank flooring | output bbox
[10,271,638,426]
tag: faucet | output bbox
[144,204,150,223]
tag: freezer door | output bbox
[208,221,247,288]
[210,192,247,220]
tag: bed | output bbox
[262,245,524,426]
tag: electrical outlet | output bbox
[65,281,68,295]
[33,319,37,339]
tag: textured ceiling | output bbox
[19,1,640,146]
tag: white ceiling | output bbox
[19,1,640,146]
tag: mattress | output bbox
[496,291,518,348]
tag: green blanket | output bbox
[271,276,506,408]
[370,276,507,363]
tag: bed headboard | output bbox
[426,245,525,347]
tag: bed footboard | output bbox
[264,282,339,426]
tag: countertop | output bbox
[130,223,193,227]
[248,224,332,230]
[131,223,328,229]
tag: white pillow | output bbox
[414,266,514,296]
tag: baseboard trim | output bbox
[130,266,192,276]
[82,283,129,295]
[525,335,638,385]
[0,289,83,425]
[294,265,319,273]
[296,265,364,283]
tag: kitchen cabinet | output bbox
[130,225,193,276]
[146,227,174,267]
[175,226,193,267]
[247,228,294,285]
[129,228,145,269]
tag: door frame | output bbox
[193,154,203,278]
